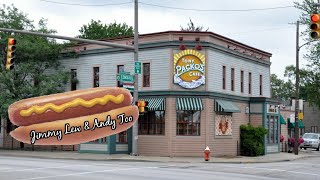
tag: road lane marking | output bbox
[20,166,160,180]
[0,167,13,170]
[0,164,114,173]
[209,164,320,176]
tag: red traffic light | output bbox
[135,100,148,107]
[135,101,140,107]
[8,38,16,45]
[311,14,320,22]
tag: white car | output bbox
[300,133,320,151]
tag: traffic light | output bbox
[310,14,320,39]
[135,100,149,113]
[6,37,16,70]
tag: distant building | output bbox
[302,101,320,133]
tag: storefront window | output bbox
[266,115,279,144]
[138,111,165,135]
[274,116,278,143]
[117,131,127,143]
[176,110,201,136]
[270,116,274,143]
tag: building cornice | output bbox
[63,40,271,66]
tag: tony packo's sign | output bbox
[173,49,206,89]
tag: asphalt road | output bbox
[0,154,320,180]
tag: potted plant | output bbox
[288,137,304,153]
[280,134,284,143]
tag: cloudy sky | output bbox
[1,0,309,79]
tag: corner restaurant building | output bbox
[2,31,283,157]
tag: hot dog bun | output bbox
[10,105,138,145]
[9,87,132,126]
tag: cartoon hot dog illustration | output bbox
[8,87,139,145]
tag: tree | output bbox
[77,19,134,40]
[291,0,320,108]
[270,73,295,101]
[0,4,70,122]
[180,18,209,32]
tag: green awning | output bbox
[287,118,304,128]
[141,98,165,111]
[176,97,203,111]
[280,115,286,125]
[215,99,241,113]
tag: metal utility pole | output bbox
[131,0,139,156]
[0,28,134,50]
[294,20,300,155]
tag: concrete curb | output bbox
[0,150,316,164]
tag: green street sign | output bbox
[134,61,141,74]
[116,73,134,82]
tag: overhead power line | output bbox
[39,0,294,12]
[39,0,133,7]
[139,2,294,12]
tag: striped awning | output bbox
[137,98,165,111]
[215,99,241,113]
[176,97,203,111]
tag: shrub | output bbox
[240,124,268,157]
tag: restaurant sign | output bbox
[173,49,205,89]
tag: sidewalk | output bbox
[0,149,316,163]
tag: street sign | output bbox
[123,82,134,91]
[116,73,134,82]
[134,61,141,74]
[298,112,304,120]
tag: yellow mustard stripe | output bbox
[20,94,125,117]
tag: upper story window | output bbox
[222,66,226,90]
[93,67,99,87]
[260,75,263,95]
[71,69,77,91]
[241,70,244,93]
[117,65,124,87]
[143,63,150,87]
[231,68,235,91]
[248,72,252,94]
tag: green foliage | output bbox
[240,124,268,157]
[77,19,134,40]
[270,73,295,101]
[0,4,69,120]
[180,18,209,32]
[292,0,320,109]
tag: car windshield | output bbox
[303,134,318,139]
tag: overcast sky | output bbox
[1,0,309,79]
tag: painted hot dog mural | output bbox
[8,87,139,145]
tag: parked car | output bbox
[300,133,320,151]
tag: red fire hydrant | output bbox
[204,146,210,161]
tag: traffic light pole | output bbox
[131,0,139,156]
[294,20,300,155]
[0,28,134,50]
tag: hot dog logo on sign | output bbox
[8,87,139,145]
[173,49,205,89]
